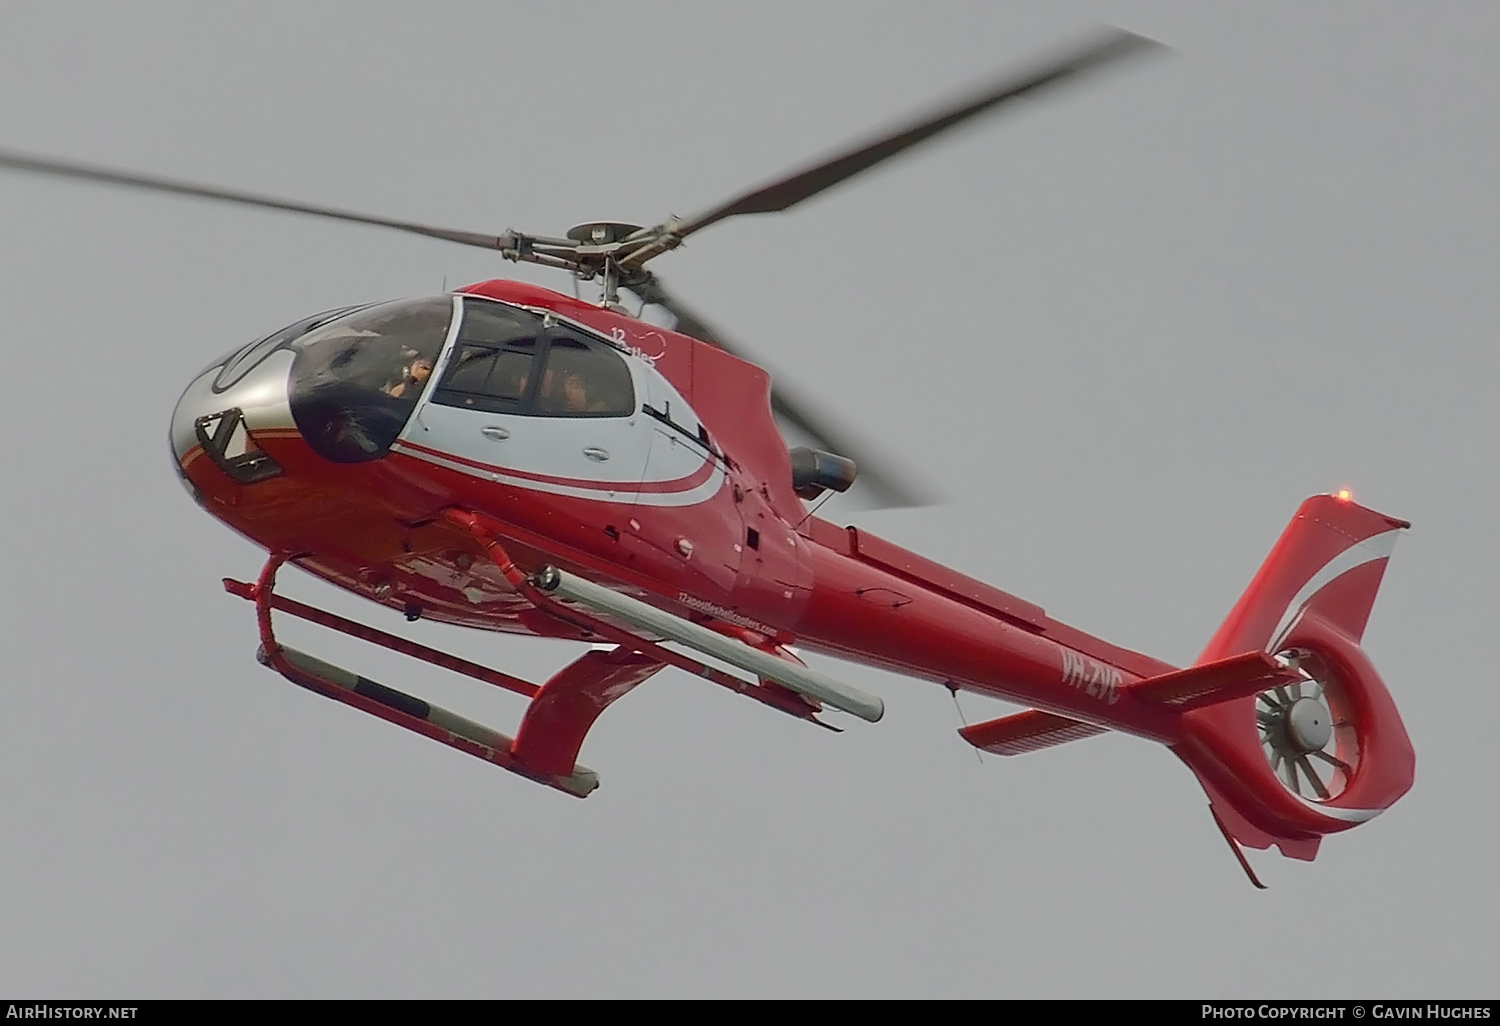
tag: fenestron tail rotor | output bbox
[1257,654,1359,802]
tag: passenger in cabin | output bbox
[536,368,605,413]
[495,359,531,402]
[562,371,593,412]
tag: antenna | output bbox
[947,683,984,764]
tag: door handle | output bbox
[582,446,610,462]
[480,425,510,441]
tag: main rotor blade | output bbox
[671,27,1163,238]
[0,148,514,251]
[632,279,932,508]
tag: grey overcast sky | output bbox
[0,1,1495,998]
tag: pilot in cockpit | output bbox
[383,352,434,400]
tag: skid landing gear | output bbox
[226,552,626,796]
[225,515,834,796]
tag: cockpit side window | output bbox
[432,338,539,413]
[428,299,545,414]
[456,300,540,347]
[442,345,501,395]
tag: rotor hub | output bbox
[566,222,645,246]
[1286,696,1332,753]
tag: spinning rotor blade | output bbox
[632,278,931,509]
[668,27,1163,240]
[0,148,515,251]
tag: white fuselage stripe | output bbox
[1293,794,1384,823]
[391,441,726,507]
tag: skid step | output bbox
[259,643,599,798]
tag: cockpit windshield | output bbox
[288,296,452,463]
[212,304,365,392]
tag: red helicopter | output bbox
[0,28,1413,885]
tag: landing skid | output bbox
[225,521,834,796]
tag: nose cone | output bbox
[171,295,454,488]
[169,348,298,486]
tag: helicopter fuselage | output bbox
[173,279,1167,721]
[170,278,1415,856]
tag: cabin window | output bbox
[430,303,634,418]
[532,334,635,417]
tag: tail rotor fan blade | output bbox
[1257,668,1357,802]
[1297,756,1330,800]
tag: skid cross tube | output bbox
[223,572,538,699]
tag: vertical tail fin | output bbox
[1177,493,1415,863]
[1199,493,1410,662]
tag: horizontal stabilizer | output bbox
[959,709,1106,756]
[1128,650,1300,712]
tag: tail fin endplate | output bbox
[1199,494,1409,661]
